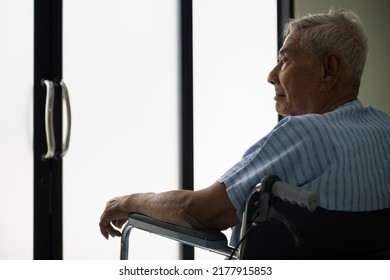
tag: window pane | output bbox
[63,0,179,259]
[193,0,278,259]
[0,1,34,259]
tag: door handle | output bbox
[41,80,72,160]
[60,81,71,158]
[41,80,56,160]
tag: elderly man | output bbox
[99,9,390,247]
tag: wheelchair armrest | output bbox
[120,213,233,259]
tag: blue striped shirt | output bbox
[219,100,390,245]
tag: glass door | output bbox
[0,0,280,260]
[0,0,34,259]
[63,0,278,259]
[63,0,180,259]
[193,0,278,259]
[0,0,284,259]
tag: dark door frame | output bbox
[34,0,63,259]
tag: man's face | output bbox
[267,32,324,116]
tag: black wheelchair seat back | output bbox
[239,184,390,259]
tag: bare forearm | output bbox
[99,182,240,239]
[99,189,201,240]
[123,190,196,228]
[125,183,239,230]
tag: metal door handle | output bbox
[41,80,72,160]
[41,80,56,160]
[59,81,71,158]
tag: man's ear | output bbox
[320,53,341,92]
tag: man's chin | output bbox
[275,102,289,117]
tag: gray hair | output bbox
[283,9,368,83]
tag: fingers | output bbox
[99,197,129,239]
[102,223,122,239]
[113,219,127,228]
[99,216,124,239]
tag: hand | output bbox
[99,196,130,240]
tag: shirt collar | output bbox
[334,99,362,111]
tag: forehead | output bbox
[279,32,304,57]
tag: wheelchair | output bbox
[120,175,390,259]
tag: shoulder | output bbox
[269,114,328,142]
[326,100,390,123]
[274,100,390,136]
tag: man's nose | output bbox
[267,65,279,85]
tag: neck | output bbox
[318,75,359,114]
